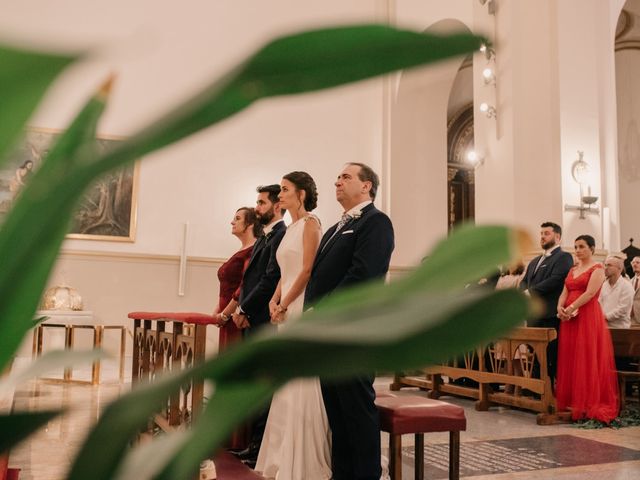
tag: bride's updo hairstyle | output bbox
[283,171,318,212]
[575,234,596,253]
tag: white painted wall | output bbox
[1,0,387,260]
[1,1,632,356]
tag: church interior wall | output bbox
[2,0,631,355]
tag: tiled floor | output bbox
[7,368,640,480]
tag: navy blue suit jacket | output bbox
[520,246,573,321]
[305,203,394,307]
[239,220,286,330]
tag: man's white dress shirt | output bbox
[599,275,634,328]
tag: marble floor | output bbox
[6,367,640,480]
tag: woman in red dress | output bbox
[556,234,619,423]
[213,207,262,350]
[213,207,262,449]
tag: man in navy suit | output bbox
[232,184,286,465]
[305,163,394,480]
[520,221,573,384]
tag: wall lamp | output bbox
[466,150,485,168]
[482,67,496,85]
[479,102,496,118]
[564,151,599,219]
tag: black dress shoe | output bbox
[241,458,257,469]
[233,443,260,461]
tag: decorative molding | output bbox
[59,249,413,272]
[59,249,226,267]
[447,103,475,168]
[616,9,634,42]
[615,39,640,52]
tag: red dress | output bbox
[216,245,253,449]
[216,245,253,351]
[556,264,619,423]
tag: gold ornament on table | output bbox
[40,284,84,311]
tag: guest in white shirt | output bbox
[631,256,640,326]
[599,256,634,328]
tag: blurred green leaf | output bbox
[155,382,273,480]
[0,410,63,452]
[69,226,530,480]
[84,26,485,180]
[0,350,106,396]
[307,223,530,314]
[0,83,108,371]
[0,45,75,163]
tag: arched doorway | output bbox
[446,55,475,231]
[615,1,640,273]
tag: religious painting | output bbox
[0,128,139,242]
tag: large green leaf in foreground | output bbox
[0,45,75,164]
[0,83,109,371]
[0,25,484,373]
[69,225,531,480]
[0,410,62,453]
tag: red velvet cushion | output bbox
[127,311,218,325]
[214,452,265,479]
[375,395,466,435]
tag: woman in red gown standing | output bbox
[213,207,262,351]
[213,207,262,449]
[556,234,619,423]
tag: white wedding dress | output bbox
[255,216,332,480]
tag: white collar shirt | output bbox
[263,219,284,236]
[599,275,634,328]
[344,200,372,218]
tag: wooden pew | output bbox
[610,328,640,409]
[391,327,557,424]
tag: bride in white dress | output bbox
[255,171,331,480]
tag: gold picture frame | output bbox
[0,127,139,242]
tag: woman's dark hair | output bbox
[282,171,318,211]
[237,207,263,238]
[575,234,596,253]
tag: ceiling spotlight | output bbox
[482,67,495,85]
[479,102,496,118]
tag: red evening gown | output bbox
[216,245,253,449]
[216,245,253,351]
[556,264,619,423]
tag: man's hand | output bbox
[232,313,250,329]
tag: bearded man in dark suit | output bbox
[520,221,573,384]
[305,163,394,480]
[232,184,286,466]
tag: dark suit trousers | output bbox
[321,375,381,480]
[530,316,560,384]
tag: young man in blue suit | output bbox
[520,221,573,384]
[305,163,394,480]
[232,184,286,466]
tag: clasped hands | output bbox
[269,299,287,324]
[557,304,578,322]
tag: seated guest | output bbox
[599,255,634,328]
[496,261,525,289]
